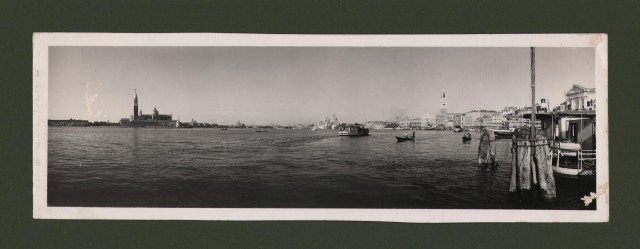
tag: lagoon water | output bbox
[48,127,595,209]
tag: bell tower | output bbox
[439,89,447,114]
[133,89,139,120]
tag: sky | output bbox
[49,46,595,124]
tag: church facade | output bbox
[119,90,177,127]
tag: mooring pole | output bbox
[530,47,536,137]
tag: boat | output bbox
[524,110,596,179]
[551,141,595,178]
[338,123,369,136]
[396,131,415,142]
[396,136,414,142]
[256,129,268,132]
[453,125,463,132]
[462,132,472,142]
[491,128,515,139]
[220,128,228,130]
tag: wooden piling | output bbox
[533,138,556,199]
[509,128,556,201]
[516,140,532,190]
[478,130,496,168]
[509,144,518,192]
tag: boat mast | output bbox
[530,47,536,136]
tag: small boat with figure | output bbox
[396,131,415,142]
[462,132,472,142]
[256,129,268,132]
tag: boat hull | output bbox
[339,133,369,136]
[552,166,595,179]
[396,136,414,142]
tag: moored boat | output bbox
[491,128,515,138]
[338,123,369,136]
[524,110,596,179]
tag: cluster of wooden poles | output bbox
[477,129,556,201]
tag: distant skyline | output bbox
[49,47,595,124]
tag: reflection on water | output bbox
[48,127,595,209]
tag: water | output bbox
[48,127,595,209]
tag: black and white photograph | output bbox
[33,33,608,222]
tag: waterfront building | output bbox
[120,90,177,127]
[500,106,519,117]
[504,117,541,129]
[315,114,340,129]
[461,114,474,127]
[565,84,596,111]
[462,110,499,128]
[397,89,465,129]
[364,121,396,130]
[419,113,438,125]
[444,113,463,127]
[48,119,90,126]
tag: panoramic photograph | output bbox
[44,44,599,210]
[33,34,607,222]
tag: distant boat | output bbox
[256,129,268,132]
[220,128,228,130]
[338,123,369,136]
[462,132,472,142]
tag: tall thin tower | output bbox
[439,89,447,114]
[133,89,139,120]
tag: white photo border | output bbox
[33,33,608,222]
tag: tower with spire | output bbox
[133,89,139,120]
[439,89,448,114]
[125,89,176,127]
